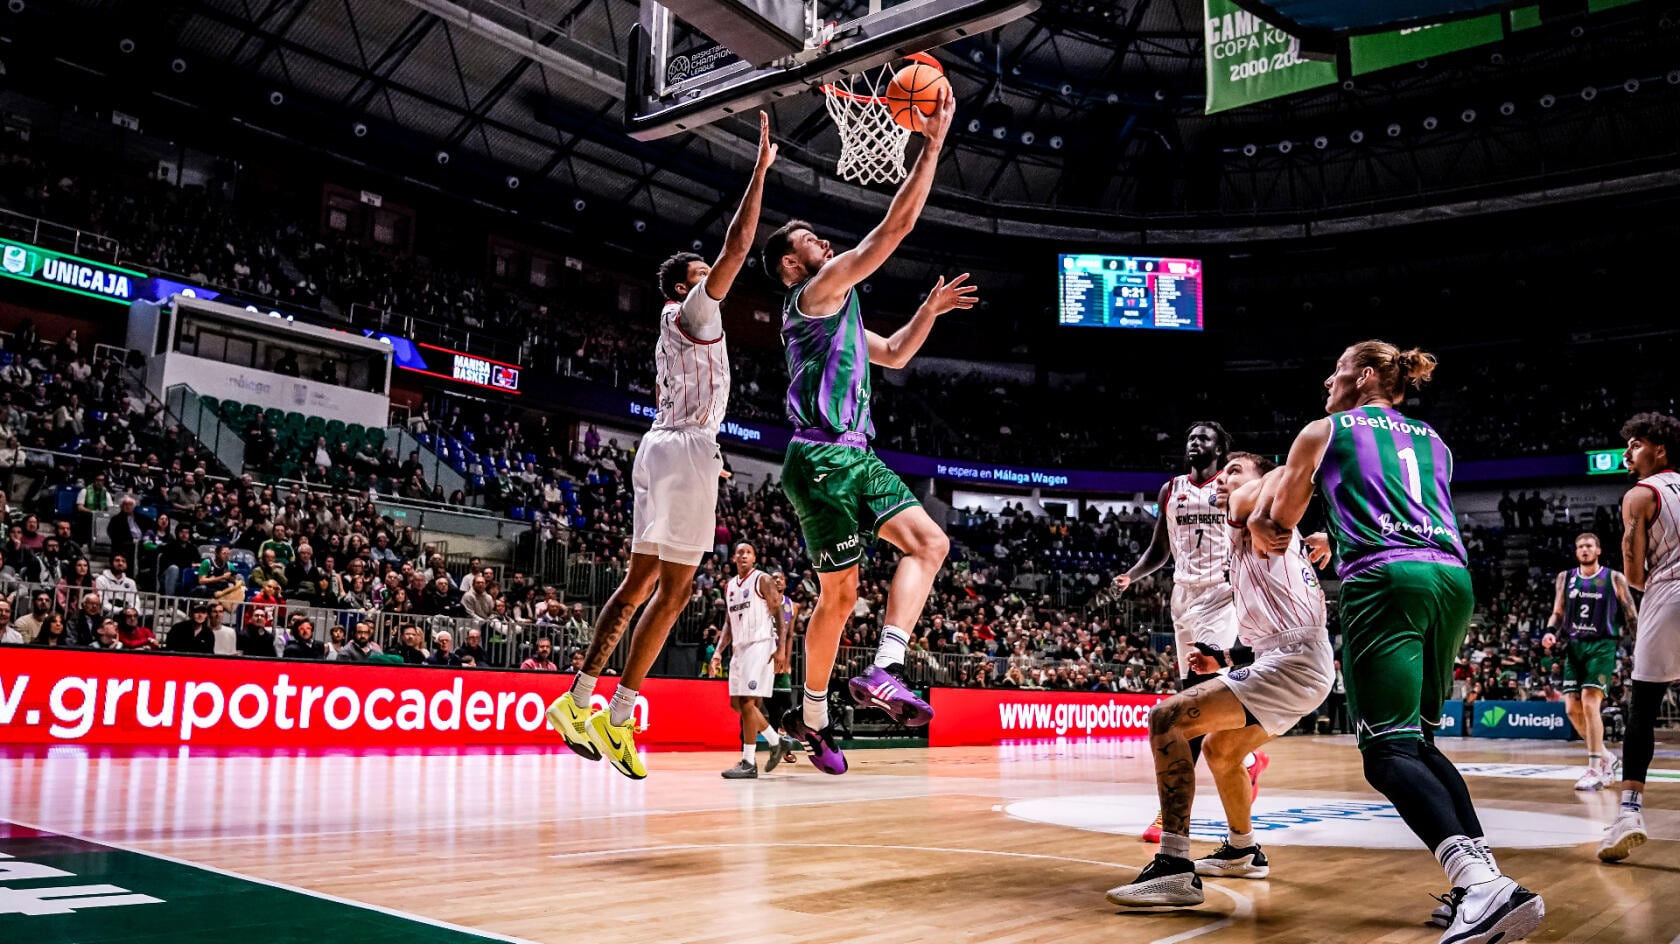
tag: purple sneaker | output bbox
[848,664,934,727]
[780,708,847,775]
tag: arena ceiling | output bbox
[14,0,1680,278]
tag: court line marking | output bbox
[549,841,1252,944]
[147,791,963,844]
[4,817,540,944]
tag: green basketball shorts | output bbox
[782,440,919,573]
[1338,560,1474,750]
[1561,637,1618,694]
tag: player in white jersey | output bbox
[1113,421,1264,841]
[1600,411,1680,862]
[713,543,792,779]
[1108,452,1336,909]
[546,113,776,781]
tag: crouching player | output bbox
[1108,452,1335,907]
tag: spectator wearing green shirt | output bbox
[248,548,289,592]
[259,524,296,567]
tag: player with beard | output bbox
[1112,422,1267,842]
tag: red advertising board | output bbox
[0,649,740,750]
[928,687,1166,746]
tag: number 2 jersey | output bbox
[1316,406,1468,579]
[1167,473,1230,589]
[1561,566,1624,641]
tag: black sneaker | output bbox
[1193,841,1270,878]
[721,759,758,780]
[1105,854,1204,907]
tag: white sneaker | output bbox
[1600,754,1622,789]
[1574,766,1604,791]
[1428,892,1454,928]
[1597,810,1648,862]
[1436,877,1544,944]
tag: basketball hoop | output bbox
[821,58,919,186]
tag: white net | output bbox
[822,64,913,186]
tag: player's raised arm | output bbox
[1115,481,1174,591]
[702,111,778,306]
[801,87,954,315]
[867,273,977,369]
[1251,418,1332,554]
[1622,483,1656,590]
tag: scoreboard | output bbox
[1058,254,1203,331]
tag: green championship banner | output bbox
[1203,0,1338,114]
[1349,13,1505,75]
[1588,0,1641,11]
[1510,5,1541,30]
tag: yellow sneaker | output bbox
[587,710,647,780]
[545,693,602,761]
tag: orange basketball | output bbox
[885,60,949,132]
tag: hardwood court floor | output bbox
[2,735,1677,943]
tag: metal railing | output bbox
[0,207,120,261]
[6,578,602,670]
[165,385,247,479]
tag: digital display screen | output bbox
[1058,254,1203,331]
[372,333,522,395]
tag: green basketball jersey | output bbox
[781,278,875,438]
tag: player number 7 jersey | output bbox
[1167,473,1230,588]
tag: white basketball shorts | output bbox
[1172,581,1239,678]
[631,426,723,566]
[1633,581,1680,683]
[728,639,776,698]
[1217,632,1336,737]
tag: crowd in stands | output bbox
[8,130,1671,477]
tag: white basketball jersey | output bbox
[1639,470,1680,590]
[726,569,775,645]
[651,296,730,438]
[1227,524,1327,642]
[1167,473,1230,588]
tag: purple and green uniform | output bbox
[780,277,919,572]
[1317,406,1471,749]
[1560,567,1624,693]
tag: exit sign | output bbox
[1586,449,1627,476]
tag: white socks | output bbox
[570,672,597,704]
[874,625,909,669]
[1622,789,1643,814]
[1228,830,1256,850]
[1161,832,1192,860]
[609,685,637,726]
[802,687,829,730]
[741,742,756,765]
[1435,835,1499,888]
[761,727,780,746]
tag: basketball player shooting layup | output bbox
[1113,421,1267,842]
[760,86,974,774]
[1549,531,1636,792]
[544,113,776,781]
[713,542,793,779]
[1599,411,1680,863]
[1107,452,1334,909]
[1252,341,1544,944]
